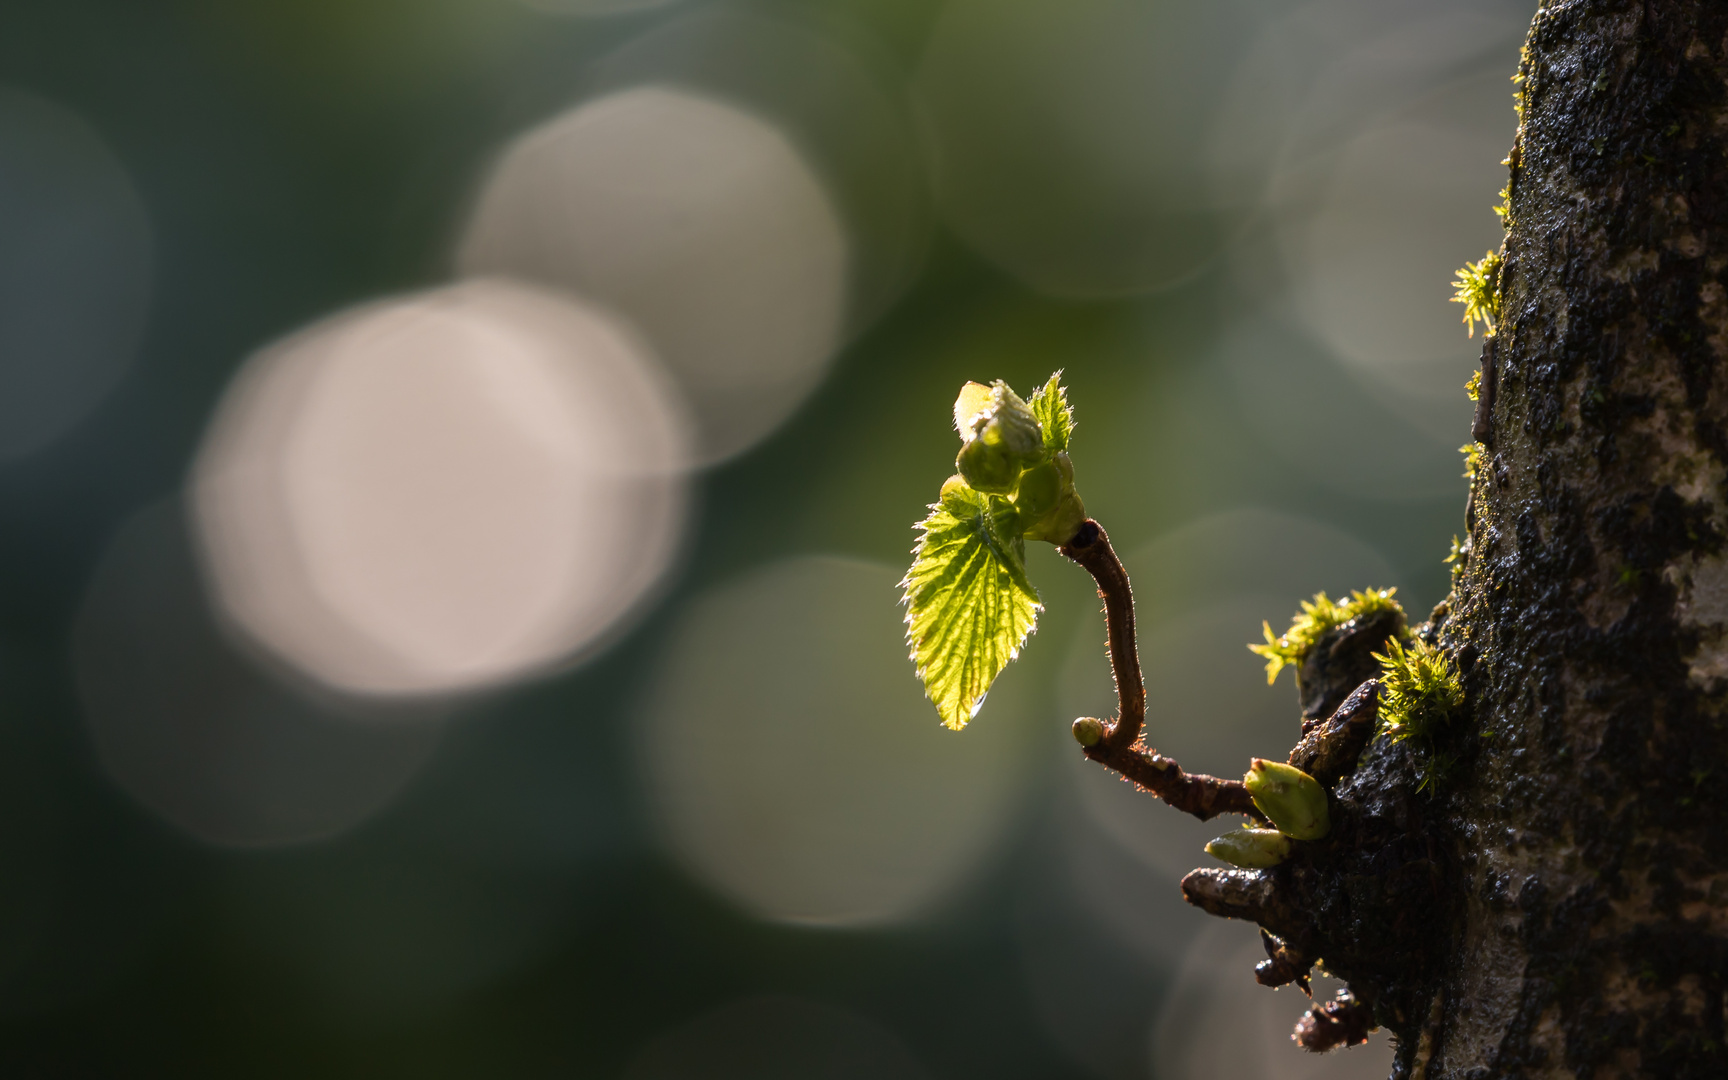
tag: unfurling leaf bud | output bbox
[954,381,1045,495]
[1072,716,1106,747]
[1244,759,1330,840]
[1205,827,1292,868]
[953,381,995,436]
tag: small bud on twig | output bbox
[1244,759,1330,840]
[1072,716,1105,747]
[1205,828,1292,868]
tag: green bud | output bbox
[1023,493,1087,545]
[957,435,1020,494]
[1013,459,1061,522]
[1021,452,1087,545]
[954,381,1045,495]
[1072,716,1105,747]
[981,389,1043,463]
[1244,759,1330,840]
[1205,827,1292,868]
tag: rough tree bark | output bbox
[1436,2,1728,1075]
[1111,3,1728,1077]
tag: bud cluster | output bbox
[1206,759,1331,868]
[946,380,1086,546]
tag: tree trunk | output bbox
[1172,3,1728,1076]
[1437,2,1728,1075]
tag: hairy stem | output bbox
[1059,519,1261,822]
[1059,520,1145,753]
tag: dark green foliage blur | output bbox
[0,0,1527,1076]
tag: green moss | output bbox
[1250,588,1405,686]
[1451,250,1503,339]
[1465,369,1482,402]
[1373,637,1467,792]
[1460,441,1485,480]
[1445,535,1466,583]
[1512,45,1531,123]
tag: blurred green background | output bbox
[0,0,1529,1076]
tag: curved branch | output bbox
[1059,520,1145,753]
[1059,519,1261,822]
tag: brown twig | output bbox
[1471,333,1497,447]
[1180,867,1295,931]
[1058,519,1261,822]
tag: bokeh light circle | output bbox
[0,87,151,461]
[584,10,931,334]
[73,500,444,848]
[1215,313,1467,502]
[192,278,690,698]
[1211,0,1530,210]
[624,996,935,1080]
[1281,68,1514,404]
[518,0,677,16]
[637,556,1037,927]
[915,0,1266,298]
[458,85,848,463]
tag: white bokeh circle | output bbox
[457,86,848,463]
[191,278,690,698]
[637,555,1038,927]
[915,0,1268,298]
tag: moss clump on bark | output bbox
[1251,589,1407,685]
[1451,249,1504,338]
[1373,638,1468,793]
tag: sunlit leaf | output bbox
[901,485,1041,730]
[1028,371,1073,455]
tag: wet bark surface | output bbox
[1435,2,1728,1076]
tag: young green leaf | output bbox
[1028,371,1073,455]
[902,484,1042,730]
